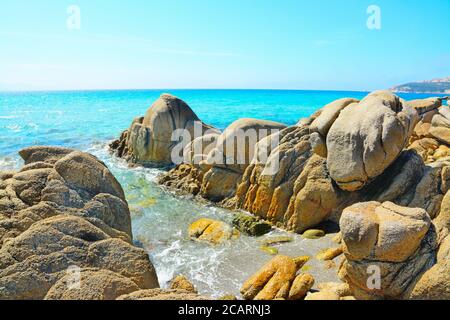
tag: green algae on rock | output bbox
[232,213,272,237]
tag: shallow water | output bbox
[0,89,447,297]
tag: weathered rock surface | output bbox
[310,98,359,137]
[170,275,197,293]
[110,94,218,166]
[240,255,314,300]
[111,92,450,300]
[338,201,438,299]
[157,92,449,238]
[430,106,450,145]
[327,91,418,191]
[0,146,159,300]
[232,213,272,236]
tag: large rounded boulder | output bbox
[326,91,418,191]
[0,146,160,300]
[111,94,218,166]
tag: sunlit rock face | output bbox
[156,92,450,238]
[0,146,159,300]
[326,91,418,192]
[110,93,219,166]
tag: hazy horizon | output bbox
[1,0,449,92]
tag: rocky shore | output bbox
[1,90,448,300]
[0,146,203,300]
[111,91,450,300]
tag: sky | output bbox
[0,0,449,91]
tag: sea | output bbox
[0,89,447,297]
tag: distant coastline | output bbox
[390,77,450,94]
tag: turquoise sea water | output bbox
[0,89,448,297]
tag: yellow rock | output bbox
[316,247,343,261]
[300,265,312,272]
[188,218,239,245]
[170,275,197,293]
[331,233,342,244]
[260,236,293,246]
[260,246,279,255]
[317,282,352,298]
[305,291,340,300]
[302,229,325,239]
[241,255,299,300]
[432,145,450,160]
[293,256,310,269]
[288,273,315,300]
[219,295,237,300]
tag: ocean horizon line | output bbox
[0,87,375,94]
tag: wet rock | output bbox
[241,255,298,300]
[288,273,315,300]
[170,275,197,293]
[260,246,279,255]
[260,236,293,246]
[293,256,311,269]
[316,247,343,261]
[188,218,240,245]
[302,229,325,239]
[232,213,272,236]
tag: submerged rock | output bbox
[232,213,272,236]
[302,229,325,239]
[259,245,279,255]
[188,218,240,244]
[316,247,343,261]
[260,236,294,246]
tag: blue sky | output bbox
[0,0,449,91]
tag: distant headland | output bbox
[391,77,450,94]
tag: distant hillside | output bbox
[390,77,450,94]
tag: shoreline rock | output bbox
[109,91,450,300]
[0,146,203,300]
